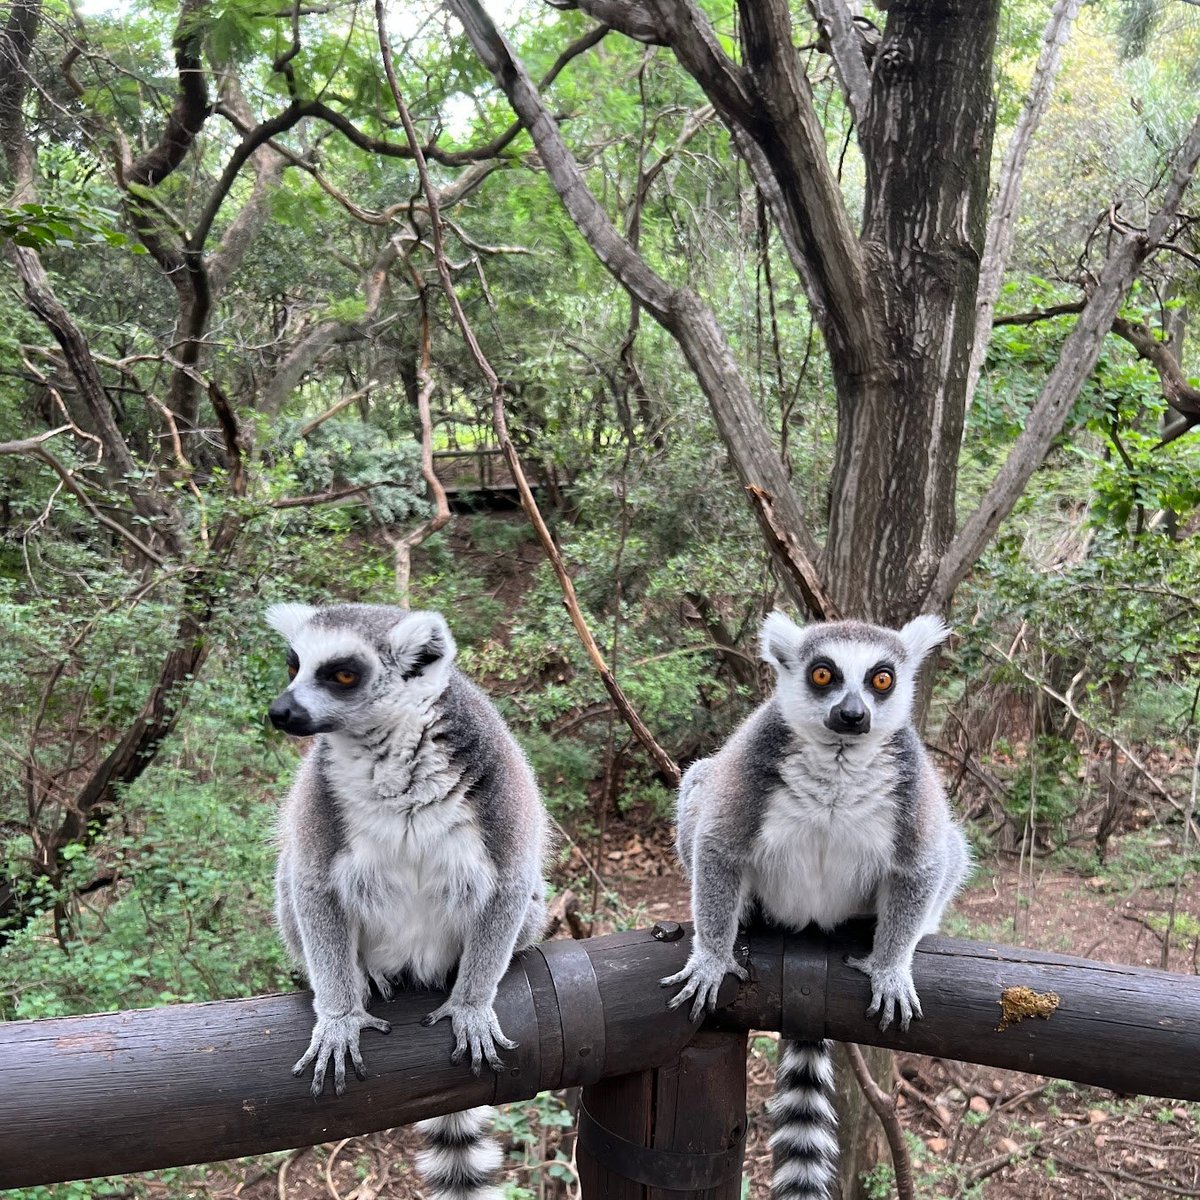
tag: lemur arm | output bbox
[848,863,941,1031]
[422,880,531,1073]
[290,877,390,1096]
[661,836,749,1022]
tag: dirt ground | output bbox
[139,821,1200,1200]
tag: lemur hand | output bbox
[847,954,923,1031]
[294,1009,391,1097]
[423,999,517,1074]
[661,948,748,1023]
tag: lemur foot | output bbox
[294,1009,391,1097]
[368,970,394,1002]
[847,955,922,1031]
[661,949,748,1023]
[422,1000,516,1075]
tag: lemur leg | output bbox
[848,868,941,1031]
[661,838,748,1022]
[422,883,532,1073]
[291,881,390,1097]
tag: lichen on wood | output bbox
[997,985,1061,1031]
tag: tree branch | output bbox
[846,1043,915,1200]
[966,0,1080,406]
[930,113,1200,609]
[443,0,829,612]
[384,0,682,785]
[0,428,167,565]
[124,0,210,188]
[805,0,871,128]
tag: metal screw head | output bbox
[651,921,684,942]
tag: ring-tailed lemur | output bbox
[662,611,970,1200]
[266,602,549,1200]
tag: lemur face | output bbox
[264,603,456,737]
[760,611,948,741]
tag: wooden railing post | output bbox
[576,1029,748,1200]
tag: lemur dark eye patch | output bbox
[869,665,895,694]
[316,656,366,690]
[807,659,841,689]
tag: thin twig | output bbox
[297,381,378,438]
[846,1043,915,1200]
[988,642,1199,835]
[376,0,681,785]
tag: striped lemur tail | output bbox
[415,1107,504,1200]
[768,1039,839,1200]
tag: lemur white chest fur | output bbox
[748,741,898,931]
[325,724,495,987]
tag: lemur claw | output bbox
[426,1000,516,1074]
[294,1010,390,1097]
[661,952,748,1022]
[848,955,922,1032]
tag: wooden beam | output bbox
[2,923,1199,1189]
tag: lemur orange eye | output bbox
[287,662,298,680]
[810,665,833,687]
[871,669,894,693]
[333,669,359,688]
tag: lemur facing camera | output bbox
[266,602,549,1200]
[663,611,970,1200]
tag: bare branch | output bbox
[846,1043,915,1200]
[805,0,871,127]
[297,381,379,438]
[554,0,664,44]
[384,0,682,785]
[384,285,451,604]
[930,113,1200,609]
[967,0,1081,406]
[270,482,387,509]
[124,0,210,188]
[442,0,829,612]
[0,429,167,565]
[1112,315,1200,421]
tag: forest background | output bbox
[2,0,1200,1197]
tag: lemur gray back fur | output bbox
[267,602,549,1200]
[664,612,969,1200]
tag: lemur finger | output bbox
[660,968,690,988]
[350,1038,367,1080]
[365,1015,391,1034]
[311,1047,330,1096]
[667,977,699,1009]
[488,1013,518,1051]
[333,1047,348,1096]
[689,988,712,1023]
[293,1044,318,1077]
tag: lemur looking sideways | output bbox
[663,612,970,1200]
[267,602,549,1200]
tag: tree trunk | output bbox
[825,0,1001,624]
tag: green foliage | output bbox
[0,202,141,252]
[1,697,292,1021]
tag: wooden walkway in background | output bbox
[433,447,545,508]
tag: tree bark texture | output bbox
[826,0,1001,623]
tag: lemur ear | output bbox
[389,611,457,680]
[265,603,317,642]
[899,614,950,664]
[760,610,806,674]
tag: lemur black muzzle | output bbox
[825,701,870,736]
[268,693,333,736]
